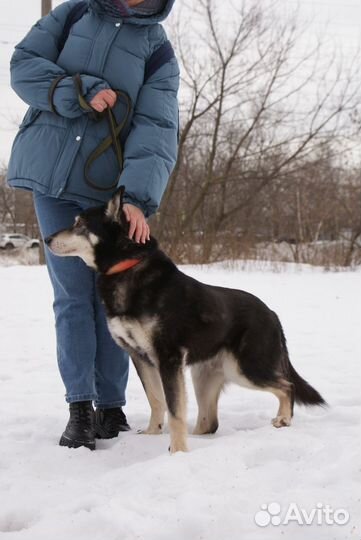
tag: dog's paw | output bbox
[272,415,292,428]
[168,442,188,454]
[193,418,219,435]
[137,424,163,435]
[193,423,218,435]
[192,427,205,435]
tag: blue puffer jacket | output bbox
[7,0,179,216]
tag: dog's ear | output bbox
[106,186,125,223]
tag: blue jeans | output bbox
[33,191,129,407]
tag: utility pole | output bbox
[41,0,52,16]
[38,0,52,264]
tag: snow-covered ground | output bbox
[0,263,360,539]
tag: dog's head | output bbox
[45,187,156,273]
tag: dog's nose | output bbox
[44,235,53,245]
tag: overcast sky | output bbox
[0,0,360,164]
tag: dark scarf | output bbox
[132,0,167,15]
[93,0,167,18]
[92,0,129,18]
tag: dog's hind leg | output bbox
[191,362,224,435]
[159,360,188,453]
[267,378,294,428]
[132,356,167,435]
[223,352,294,429]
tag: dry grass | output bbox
[1,239,360,272]
[0,246,40,266]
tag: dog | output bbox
[45,187,326,453]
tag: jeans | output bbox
[33,191,129,407]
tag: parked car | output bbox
[0,233,40,250]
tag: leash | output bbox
[72,74,133,192]
[105,258,142,275]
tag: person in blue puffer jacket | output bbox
[7,0,179,450]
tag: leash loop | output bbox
[72,74,133,192]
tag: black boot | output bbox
[95,407,131,439]
[59,401,95,450]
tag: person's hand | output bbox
[123,203,150,244]
[89,89,117,112]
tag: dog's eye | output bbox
[74,217,87,235]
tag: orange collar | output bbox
[105,258,142,276]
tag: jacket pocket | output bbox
[19,107,41,130]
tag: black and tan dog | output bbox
[46,187,326,453]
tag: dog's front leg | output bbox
[132,356,166,434]
[159,361,188,453]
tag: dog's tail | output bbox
[288,362,327,407]
[280,327,327,407]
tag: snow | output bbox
[0,262,360,539]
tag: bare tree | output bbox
[0,169,39,237]
[0,169,16,229]
[152,0,361,264]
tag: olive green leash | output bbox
[73,74,133,192]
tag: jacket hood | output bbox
[89,0,176,25]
